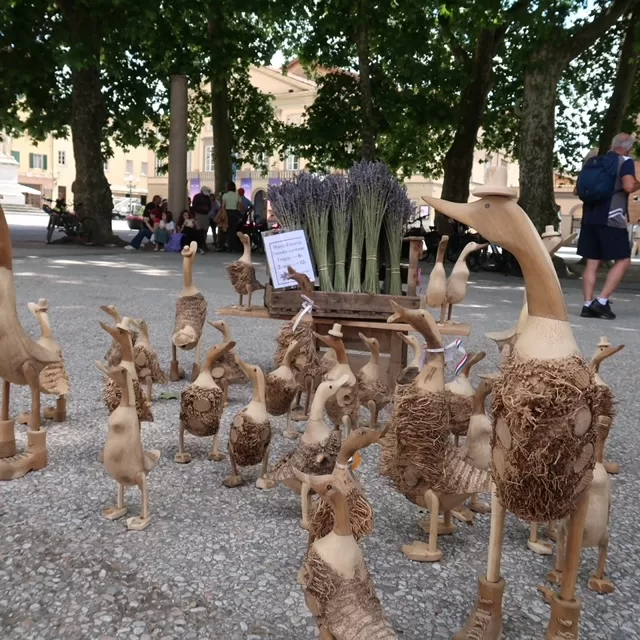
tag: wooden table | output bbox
[216,306,471,382]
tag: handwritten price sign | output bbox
[263,229,317,289]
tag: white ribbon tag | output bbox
[420,339,466,371]
[292,295,315,331]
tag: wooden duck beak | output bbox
[313,331,339,349]
[94,360,128,387]
[358,332,377,351]
[100,305,121,321]
[337,423,388,465]
[291,467,336,493]
[238,232,250,244]
[287,266,314,296]
[207,319,229,338]
[462,351,486,376]
[182,241,198,257]
[235,354,258,381]
[387,301,442,350]
[99,320,119,340]
[592,344,624,369]
[204,341,236,369]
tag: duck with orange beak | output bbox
[423,167,600,640]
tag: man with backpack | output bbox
[577,132,639,319]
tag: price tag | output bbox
[262,229,317,289]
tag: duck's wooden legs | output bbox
[246,287,254,309]
[439,303,447,324]
[403,490,443,562]
[603,459,620,475]
[0,380,16,459]
[174,422,192,464]
[220,378,229,408]
[545,522,565,586]
[283,406,299,440]
[452,504,474,524]
[191,336,203,381]
[447,303,453,321]
[256,447,274,490]
[487,489,507,582]
[126,472,152,531]
[547,520,558,542]
[222,446,244,487]
[292,389,302,411]
[208,433,225,462]
[544,492,589,640]
[54,396,66,422]
[342,415,353,439]
[528,522,553,555]
[454,434,460,447]
[170,343,180,382]
[438,509,458,535]
[588,535,615,594]
[300,482,312,530]
[23,362,41,432]
[103,483,127,520]
[469,493,491,514]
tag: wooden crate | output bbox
[265,285,420,320]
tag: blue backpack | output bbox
[576,153,619,204]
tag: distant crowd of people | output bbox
[125,181,260,254]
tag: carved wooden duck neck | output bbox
[237,357,266,404]
[238,233,252,265]
[180,242,199,297]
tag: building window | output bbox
[29,153,48,170]
[141,162,149,177]
[57,150,67,166]
[204,145,214,172]
[11,151,20,164]
[155,157,165,176]
[285,154,299,171]
[186,151,192,174]
[126,159,134,175]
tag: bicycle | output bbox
[45,200,97,245]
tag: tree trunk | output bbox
[518,58,563,233]
[598,5,640,154]
[356,0,376,162]
[208,14,233,194]
[437,29,500,235]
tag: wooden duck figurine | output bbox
[539,416,615,598]
[267,376,349,528]
[223,356,273,489]
[0,205,57,481]
[295,473,397,639]
[208,320,247,386]
[315,324,359,432]
[425,234,448,317]
[356,333,391,428]
[274,267,323,419]
[175,341,235,464]
[424,168,600,640]
[265,339,303,440]
[17,299,70,424]
[303,422,389,544]
[591,337,624,474]
[394,333,422,394]
[171,241,207,382]
[445,351,486,444]
[95,361,160,531]
[100,317,153,424]
[131,318,168,403]
[226,232,265,308]
[101,305,138,367]
[445,241,488,321]
[382,302,491,563]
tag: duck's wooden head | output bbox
[95,360,129,388]
[28,299,52,337]
[287,266,314,297]
[131,318,150,340]
[282,339,302,368]
[313,331,347,362]
[591,343,624,372]
[337,423,389,466]
[461,351,486,378]
[235,355,265,401]
[100,304,122,322]
[358,332,380,359]
[457,241,488,263]
[473,378,493,414]
[314,374,350,405]
[208,319,232,342]
[204,340,236,369]
[99,317,134,360]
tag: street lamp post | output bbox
[125,173,136,213]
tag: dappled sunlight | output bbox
[456,303,492,309]
[471,283,525,292]
[617,326,640,333]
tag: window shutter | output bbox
[29,153,34,169]
[43,155,48,170]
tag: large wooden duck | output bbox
[425,235,449,317]
[171,241,207,382]
[101,305,138,367]
[382,302,491,562]
[315,324,359,432]
[131,318,168,402]
[445,351,486,444]
[591,337,624,474]
[226,232,265,308]
[267,376,349,528]
[0,205,57,481]
[356,333,391,427]
[539,416,615,598]
[208,320,246,386]
[223,357,273,489]
[17,299,70,424]
[295,473,397,639]
[175,342,235,464]
[424,167,600,640]
[265,339,303,439]
[445,242,488,321]
[95,361,160,531]
[100,317,153,424]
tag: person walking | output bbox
[126,195,161,250]
[577,132,639,319]
[191,186,212,252]
[221,181,242,252]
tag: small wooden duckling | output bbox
[445,242,488,322]
[267,376,349,529]
[356,333,391,428]
[265,339,303,439]
[297,474,397,639]
[17,299,70,424]
[591,336,624,474]
[131,318,168,402]
[100,317,153,424]
[226,232,265,309]
[101,305,138,367]
[315,324,359,433]
[176,342,235,464]
[425,234,449,316]
[171,241,207,382]
[223,356,273,489]
[208,320,247,386]
[95,361,160,531]
[539,416,615,598]
[445,351,486,445]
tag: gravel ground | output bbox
[1,243,640,640]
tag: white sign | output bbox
[262,229,317,289]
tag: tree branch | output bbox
[495,0,531,43]
[438,14,471,69]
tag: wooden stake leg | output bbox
[103,483,127,520]
[256,446,274,490]
[23,362,41,431]
[487,486,506,583]
[208,433,225,461]
[439,509,457,535]
[403,490,443,562]
[447,303,453,321]
[220,378,229,407]
[528,522,553,555]
[191,336,202,381]
[2,379,10,421]
[170,343,180,382]
[283,406,299,439]
[588,537,615,594]
[300,482,312,530]
[127,473,152,531]
[222,446,244,487]
[247,287,253,309]
[559,492,589,602]
[174,422,192,464]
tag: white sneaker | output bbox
[124,245,135,251]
